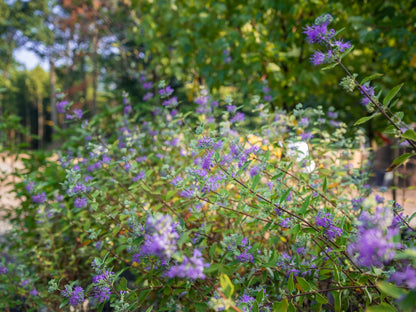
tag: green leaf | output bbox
[273,299,288,312]
[386,153,414,172]
[383,83,404,107]
[209,242,217,258]
[299,195,310,216]
[194,302,209,311]
[322,177,328,192]
[204,263,221,273]
[296,276,312,291]
[334,27,346,36]
[251,174,261,190]
[366,303,397,312]
[333,264,340,283]
[145,305,154,312]
[288,302,296,312]
[290,224,301,236]
[361,73,383,84]
[220,273,234,298]
[315,293,328,304]
[288,272,295,293]
[332,290,342,312]
[177,231,189,246]
[256,288,264,303]
[384,125,396,135]
[354,113,380,126]
[321,62,338,71]
[119,277,127,291]
[377,281,406,299]
[398,289,416,311]
[339,45,354,60]
[97,303,105,312]
[364,287,372,304]
[402,129,416,142]
[214,151,220,162]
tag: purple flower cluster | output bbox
[0,265,8,274]
[142,81,152,90]
[201,150,215,171]
[276,253,299,277]
[389,266,416,289]
[304,14,334,44]
[280,218,291,228]
[91,271,114,304]
[231,144,259,169]
[61,286,84,306]
[236,294,255,311]
[32,192,46,204]
[56,100,69,113]
[66,108,83,120]
[304,14,351,66]
[360,84,375,106]
[249,165,261,177]
[230,112,245,123]
[237,294,255,304]
[180,187,195,198]
[195,92,216,115]
[165,249,209,280]
[197,137,223,150]
[132,171,145,182]
[74,197,88,209]
[141,214,179,260]
[328,111,338,119]
[262,85,273,102]
[25,181,35,193]
[300,131,314,141]
[92,270,114,284]
[315,212,343,239]
[226,105,237,113]
[30,288,38,296]
[200,172,226,193]
[163,96,178,108]
[223,49,232,63]
[236,237,254,263]
[236,248,254,263]
[143,92,154,101]
[171,175,183,186]
[375,194,384,204]
[351,197,365,210]
[159,86,174,97]
[92,286,111,303]
[70,183,87,195]
[348,207,400,267]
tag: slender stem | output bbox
[392,202,414,231]
[287,284,377,300]
[336,59,416,151]
[196,196,272,224]
[216,161,319,232]
[216,289,243,312]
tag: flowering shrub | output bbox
[1,13,416,312]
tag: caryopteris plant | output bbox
[0,13,415,312]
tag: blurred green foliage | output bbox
[121,0,416,134]
[1,0,416,147]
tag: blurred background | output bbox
[0,0,415,151]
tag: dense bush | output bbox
[1,14,416,312]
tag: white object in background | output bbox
[287,141,316,173]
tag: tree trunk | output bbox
[50,58,57,131]
[25,100,31,145]
[37,96,44,149]
[91,24,99,115]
